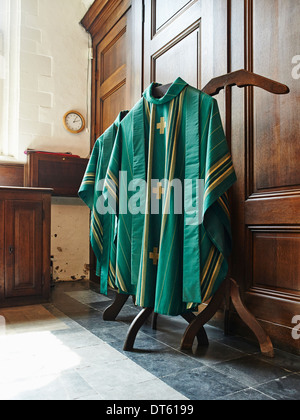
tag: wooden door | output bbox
[144,0,229,93]
[5,200,43,298]
[95,14,129,137]
[82,0,143,146]
[230,0,300,354]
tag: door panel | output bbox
[144,0,228,115]
[5,201,43,298]
[144,0,202,89]
[154,27,200,87]
[155,0,193,32]
[253,0,300,191]
[95,16,129,136]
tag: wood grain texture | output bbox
[0,164,24,187]
[0,187,52,308]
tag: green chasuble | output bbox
[104,78,237,315]
[79,111,128,295]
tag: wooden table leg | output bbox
[103,293,129,321]
[123,307,154,351]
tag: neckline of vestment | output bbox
[143,77,188,105]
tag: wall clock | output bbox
[63,111,85,134]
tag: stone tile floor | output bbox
[0,281,299,400]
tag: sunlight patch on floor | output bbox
[0,330,81,399]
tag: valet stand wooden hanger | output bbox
[103,69,290,357]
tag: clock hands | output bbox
[63,111,85,133]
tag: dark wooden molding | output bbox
[81,0,131,41]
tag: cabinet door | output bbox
[5,200,43,298]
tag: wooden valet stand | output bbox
[103,70,290,357]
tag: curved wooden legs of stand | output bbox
[103,293,129,321]
[229,278,274,358]
[123,309,209,352]
[180,280,227,351]
[123,308,154,351]
[180,278,274,358]
[182,313,209,347]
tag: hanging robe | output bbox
[79,111,128,295]
[104,77,237,315]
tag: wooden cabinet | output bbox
[0,187,52,308]
[24,152,89,197]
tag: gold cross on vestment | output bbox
[149,247,159,266]
[153,182,165,200]
[157,117,167,135]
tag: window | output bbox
[0,0,21,159]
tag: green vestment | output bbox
[104,77,237,316]
[79,111,128,294]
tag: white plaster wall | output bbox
[18,0,94,282]
[19,0,94,161]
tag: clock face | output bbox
[63,111,85,134]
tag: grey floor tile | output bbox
[162,365,247,400]
[189,340,245,366]
[256,348,300,374]
[220,387,274,400]
[212,355,292,388]
[126,347,204,379]
[255,374,300,400]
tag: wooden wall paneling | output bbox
[230,0,300,354]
